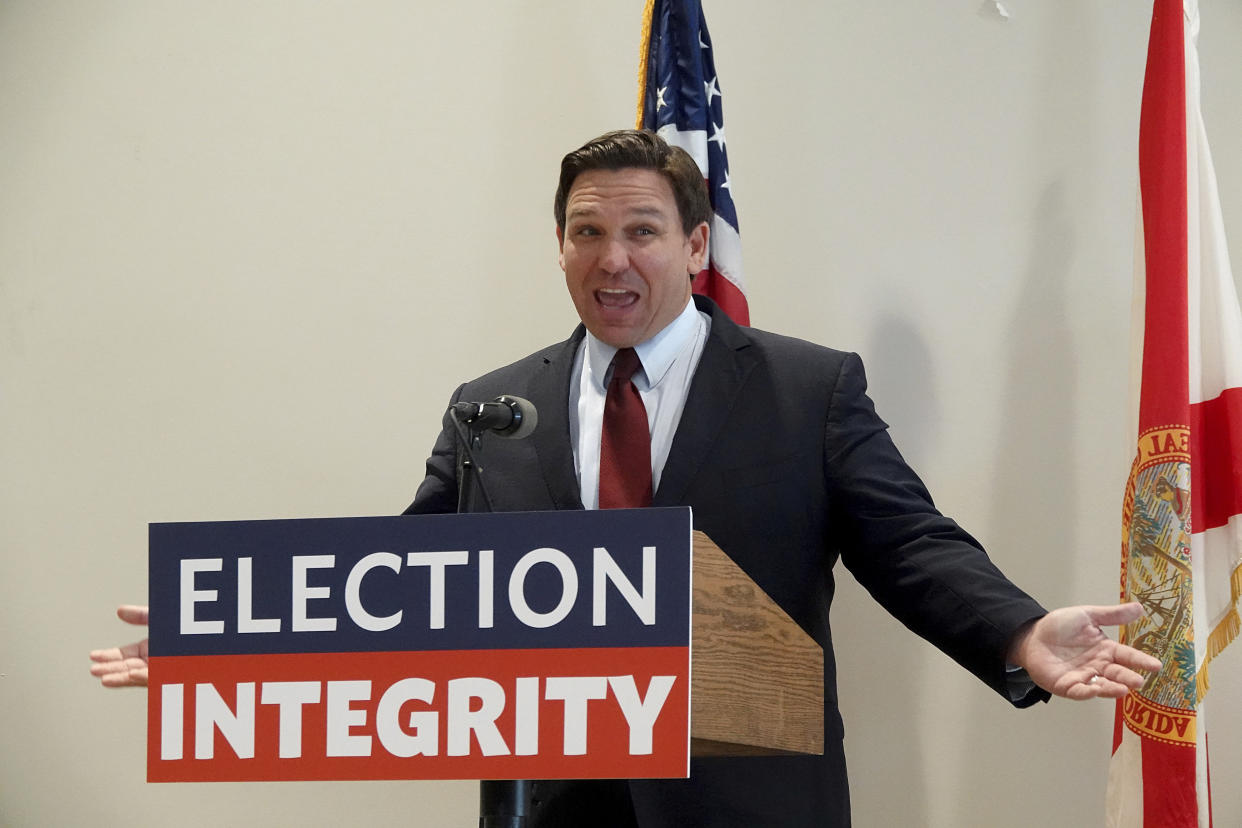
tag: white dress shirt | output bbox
[568,298,711,510]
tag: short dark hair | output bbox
[554,129,711,236]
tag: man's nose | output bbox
[598,237,629,274]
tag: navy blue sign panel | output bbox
[149,507,692,657]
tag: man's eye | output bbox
[575,226,600,237]
[633,226,655,236]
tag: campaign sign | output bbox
[146,508,692,782]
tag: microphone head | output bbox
[495,395,538,439]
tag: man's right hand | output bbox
[89,605,150,688]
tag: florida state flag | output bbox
[1107,2,1242,826]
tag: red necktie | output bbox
[598,348,652,508]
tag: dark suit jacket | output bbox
[405,295,1048,827]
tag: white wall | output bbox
[2,2,1240,825]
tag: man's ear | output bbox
[556,225,565,271]
[686,221,710,274]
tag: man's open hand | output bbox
[88,605,150,688]
[1007,602,1162,700]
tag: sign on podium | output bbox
[147,508,693,782]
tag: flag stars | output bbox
[656,86,668,110]
[709,121,726,151]
[704,76,720,104]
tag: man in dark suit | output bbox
[90,129,1160,827]
[399,129,1161,827]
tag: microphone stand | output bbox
[450,411,494,514]
[450,410,531,828]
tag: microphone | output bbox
[451,395,538,439]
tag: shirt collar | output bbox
[584,298,700,392]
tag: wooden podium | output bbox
[688,531,823,757]
[146,509,823,823]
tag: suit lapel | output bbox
[529,299,754,511]
[528,327,587,511]
[653,298,756,507]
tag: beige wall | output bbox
[3,1,1240,825]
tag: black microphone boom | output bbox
[450,395,538,439]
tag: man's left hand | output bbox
[1007,602,1162,700]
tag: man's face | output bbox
[557,167,709,348]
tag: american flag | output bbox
[637,0,748,325]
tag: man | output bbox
[92,129,1160,827]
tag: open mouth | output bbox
[595,288,639,308]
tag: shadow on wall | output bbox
[841,180,1080,827]
[961,178,1083,826]
[865,314,941,469]
[986,180,1080,605]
